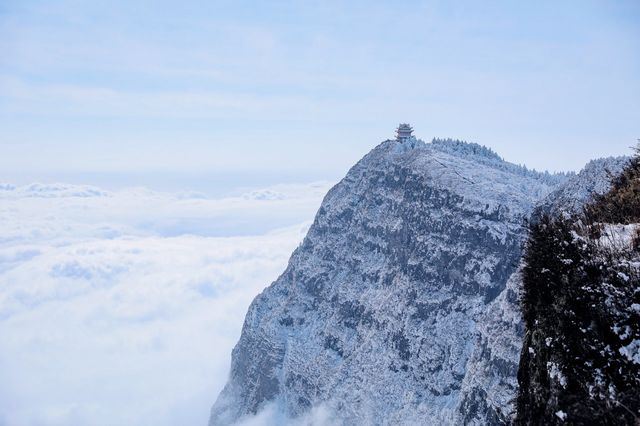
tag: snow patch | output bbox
[547,362,568,388]
[619,340,640,365]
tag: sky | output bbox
[1,0,639,188]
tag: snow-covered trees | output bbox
[516,154,640,425]
[431,138,570,187]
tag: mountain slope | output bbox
[210,137,566,425]
[457,154,627,425]
[534,156,628,219]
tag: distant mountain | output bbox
[534,156,627,219]
[209,136,622,425]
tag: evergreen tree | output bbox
[516,151,640,425]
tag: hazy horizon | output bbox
[2,0,639,185]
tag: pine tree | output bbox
[516,150,640,425]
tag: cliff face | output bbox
[210,138,555,425]
[209,138,623,425]
[457,155,628,425]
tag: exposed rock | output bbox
[210,137,621,425]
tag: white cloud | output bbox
[0,181,332,242]
[0,181,329,426]
[235,403,337,426]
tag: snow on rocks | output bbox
[209,138,623,426]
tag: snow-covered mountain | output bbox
[209,137,622,425]
[534,156,627,219]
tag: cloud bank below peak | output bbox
[0,180,329,426]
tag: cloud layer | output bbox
[0,181,330,426]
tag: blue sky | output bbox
[1,0,639,185]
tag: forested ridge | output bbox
[516,150,640,425]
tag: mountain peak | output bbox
[431,138,504,162]
[209,137,576,425]
[209,133,624,425]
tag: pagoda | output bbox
[396,123,413,140]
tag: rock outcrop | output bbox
[210,137,622,425]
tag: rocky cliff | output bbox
[210,137,621,425]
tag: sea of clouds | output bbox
[0,180,332,426]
